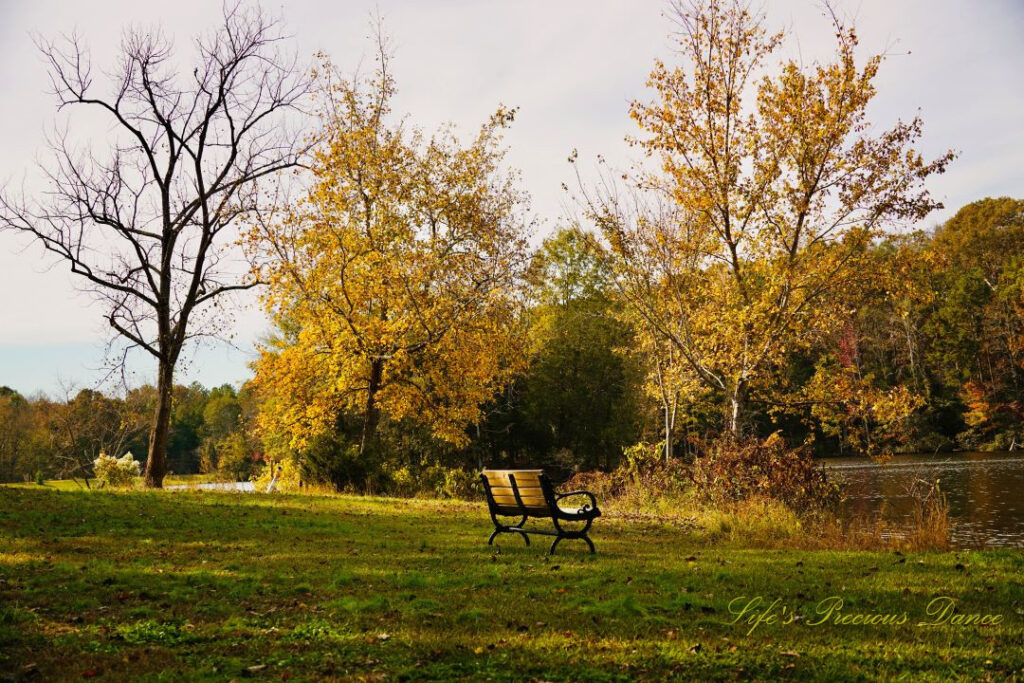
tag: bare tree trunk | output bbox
[664,403,673,461]
[144,357,175,488]
[728,381,746,436]
[653,354,678,461]
[0,6,310,489]
[663,393,679,461]
[359,359,384,457]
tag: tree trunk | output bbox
[663,395,678,461]
[359,359,384,457]
[728,381,746,436]
[143,356,174,488]
[664,403,673,461]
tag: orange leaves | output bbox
[962,381,993,429]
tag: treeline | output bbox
[347,198,1024,483]
[849,198,1024,452]
[2,196,1021,486]
[0,384,257,484]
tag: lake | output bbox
[826,451,1024,548]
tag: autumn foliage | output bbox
[582,0,953,448]
[4,3,1023,498]
[247,53,530,459]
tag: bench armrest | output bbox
[555,490,598,510]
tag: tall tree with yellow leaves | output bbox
[584,0,953,436]
[247,50,531,461]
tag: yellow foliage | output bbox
[802,360,924,458]
[246,53,530,452]
[252,458,303,494]
[584,0,952,433]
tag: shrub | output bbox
[435,467,480,500]
[563,441,690,509]
[299,434,390,493]
[689,433,840,513]
[93,452,140,488]
[388,465,417,497]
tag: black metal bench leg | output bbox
[549,534,595,555]
[490,527,531,546]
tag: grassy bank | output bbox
[1,485,1021,681]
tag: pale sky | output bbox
[1,0,1022,397]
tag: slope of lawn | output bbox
[1,485,1021,681]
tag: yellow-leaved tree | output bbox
[247,51,531,460]
[583,0,953,437]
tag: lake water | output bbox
[826,451,1024,548]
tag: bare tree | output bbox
[0,4,310,486]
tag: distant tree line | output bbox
[2,196,1022,486]
[0,383,258,484]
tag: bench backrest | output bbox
[481,469,555,516]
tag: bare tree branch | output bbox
[0,3,312,487]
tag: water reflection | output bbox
[825,452,1024,548]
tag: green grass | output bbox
[0,486,1021,681]
[29,473,227,492]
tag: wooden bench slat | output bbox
[481,473,544,489]
[490,496,547,507]
[486,485,545,495]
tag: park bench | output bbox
[479,469,601,554]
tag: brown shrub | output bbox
[689,433,840,513]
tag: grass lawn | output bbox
[1,485,1021,681]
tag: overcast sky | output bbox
[1,0,1022,397]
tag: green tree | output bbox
[0,388,52,483]
[927,199,1024,447]
[519,228,644,470]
